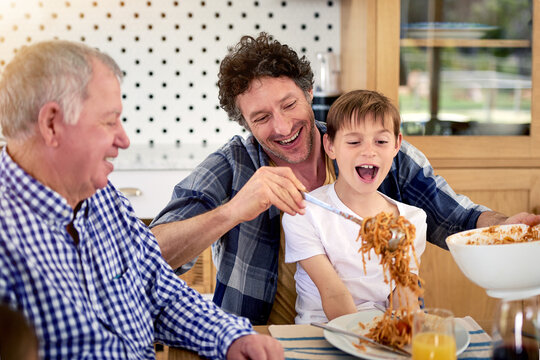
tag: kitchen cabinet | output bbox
[109,170,191,220]
[341,0,540,162]
[341,0,540,332]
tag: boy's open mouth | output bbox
[356,165,379,180]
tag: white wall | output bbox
[0,0,341,148]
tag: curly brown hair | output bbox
[217,32,314,128]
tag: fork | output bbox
[302,192,363,226]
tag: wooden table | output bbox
[165,326,269,360]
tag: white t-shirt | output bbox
[282,183,427,324]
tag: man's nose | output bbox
[272,111,293,135]
[115,123,130,149]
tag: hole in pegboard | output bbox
[0,0,340,150]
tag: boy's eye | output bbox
[376,140,389,144]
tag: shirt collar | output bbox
[0,148,74,226]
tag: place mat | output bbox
[456,316,493,359]
[268,316,492,360]
[269,324,356,359]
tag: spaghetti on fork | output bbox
[355,212,423,349]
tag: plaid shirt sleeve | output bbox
[149,136,282,325]
[150,144,242,276]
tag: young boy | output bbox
[282,90,427,324]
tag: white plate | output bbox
[324,310,471,359]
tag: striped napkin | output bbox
[268,316,492,360]
[456,317,492,360]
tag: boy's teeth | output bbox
[279,130,300,144]
[356,165,378,180]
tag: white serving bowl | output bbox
[446,224,540,300]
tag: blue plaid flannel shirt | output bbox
[151,121,489,325]
[0,148,254,360]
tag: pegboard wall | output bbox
[0,0,341,146]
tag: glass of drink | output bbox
[491,296,539,360]
[412,308,457,360]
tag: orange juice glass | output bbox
[412,308,457,360]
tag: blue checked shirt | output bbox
[0,148,254,360]
[151,121,489,325]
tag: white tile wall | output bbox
[0,0,341,149]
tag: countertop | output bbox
[108,143,224,218]
[111,143,222,171]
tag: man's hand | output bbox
[225,166,307,223]
[477,210,540,228]
[503,212,540,226]
[227,334,284,360]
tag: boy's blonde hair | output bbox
[325,90,401,141]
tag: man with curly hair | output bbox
[151,33,540,325]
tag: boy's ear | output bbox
[323,133,336,159]
[394,132,403,155]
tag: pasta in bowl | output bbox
[446,224,540,300]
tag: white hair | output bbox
[0,40,123,140]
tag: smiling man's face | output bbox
[55,58,130,205]
[236,76,316,165]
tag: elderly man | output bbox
[150,32,540,326]
[0,40,282,359]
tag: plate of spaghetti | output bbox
[324,309,471,359]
